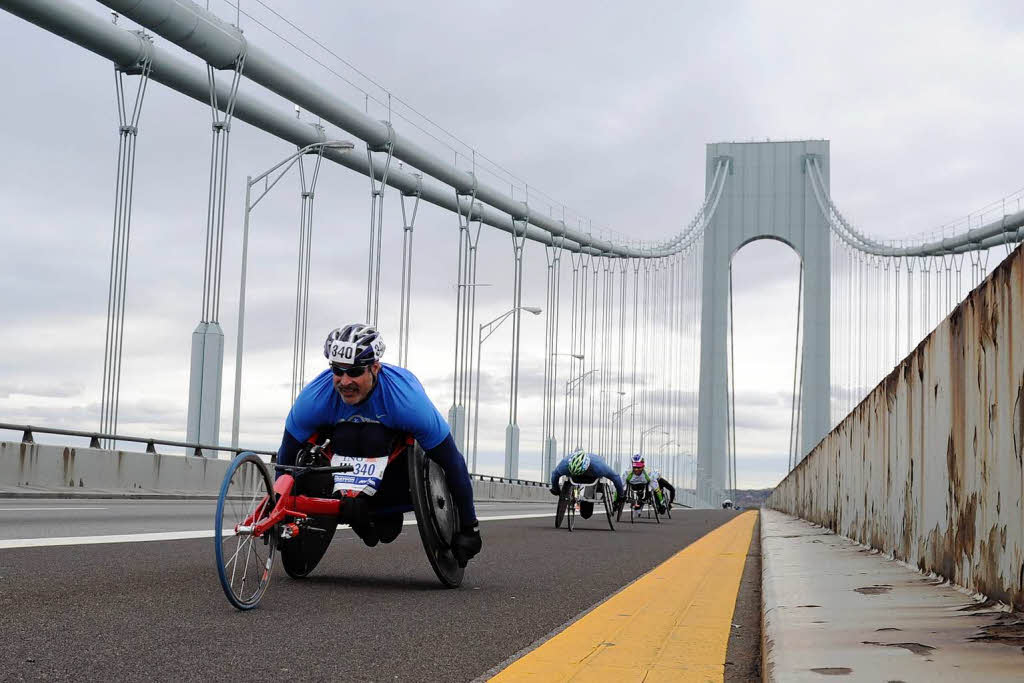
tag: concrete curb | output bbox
[759,505,774,682]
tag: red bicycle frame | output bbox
[238,434,414,539]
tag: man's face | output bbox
[332,362,380,404]
[632,465,644,476]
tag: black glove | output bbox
[452,522,482,568]
[549,485,561,496]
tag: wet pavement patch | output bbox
[809,667,852,675]
[862,641,936,656]
[854,584,893,595]
[969,615,1024,647]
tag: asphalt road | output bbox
[0,501,750,681]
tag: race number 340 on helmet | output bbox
[324,323,386,367]
[567,450,591,476]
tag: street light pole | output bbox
[638,424,665,458]
[471,305,541,474]
[543,352,583,473]
[563,368,598,450]
[230,139,354,449]
[610,400,634,471]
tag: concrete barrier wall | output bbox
[769,245,1024,610]
[0,441,552,503]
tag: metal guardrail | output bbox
[0,422,275,458]
[0,422,549,486]
[470,473,547,488]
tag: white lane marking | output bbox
[0,512,553,549]
[0,507,109,512]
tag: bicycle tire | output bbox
[652,491,661,524]
[215,452,277,611]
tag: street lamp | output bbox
[231,139,355,448]
[638,424,665,456]
[657,438,677,478]
[471,305,541,473]
[563,368,598,451]
[610,401,634,471]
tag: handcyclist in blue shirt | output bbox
[277,323,482,566]
[549,449,625,518]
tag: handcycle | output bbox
[554,475,616,531]
[616,483,661,524]
[213,422,463,610]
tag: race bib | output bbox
[327,340,359,365]
[331,454,389,497]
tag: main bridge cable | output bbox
[232,0,613,241]
[84,0,707,259]
[649,159,729,252]
[10,0,721,259]
[808,157,1024,257]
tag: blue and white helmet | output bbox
[324,323,385,367]
[630,453,645,468]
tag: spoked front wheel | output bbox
[215,453,277,610]
[409,444,464,588]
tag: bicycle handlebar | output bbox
[274,464,355,475]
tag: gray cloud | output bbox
[1,0,1019,487]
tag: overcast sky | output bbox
[1,1,1021,488]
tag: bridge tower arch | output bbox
[697,140,831,499]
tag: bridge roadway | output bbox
[0,499,758,681]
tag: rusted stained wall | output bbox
[770,245,1024,610]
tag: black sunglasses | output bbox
[331,364,369,378]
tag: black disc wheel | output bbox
[280,516,337,578]
[408,444,464,588]
[567,487,576,532]
[602,483,615,531]
[555,481,570,529]
[215,453,277,610]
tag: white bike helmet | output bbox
[324,323,385,367]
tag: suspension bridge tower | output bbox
[697,140,832,496]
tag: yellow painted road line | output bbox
[491,510,758,682]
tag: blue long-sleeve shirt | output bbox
[550,454,625,500]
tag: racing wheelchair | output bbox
[616,482,662,524]
[214,422,462,610]
[554,475,616,531]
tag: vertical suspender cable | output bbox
[788,260,805,470]
[101,49,152,446]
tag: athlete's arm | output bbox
[423,433,477,526]
[274,429,304,477]
[593,460,625,499]
[549,459,569,492]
